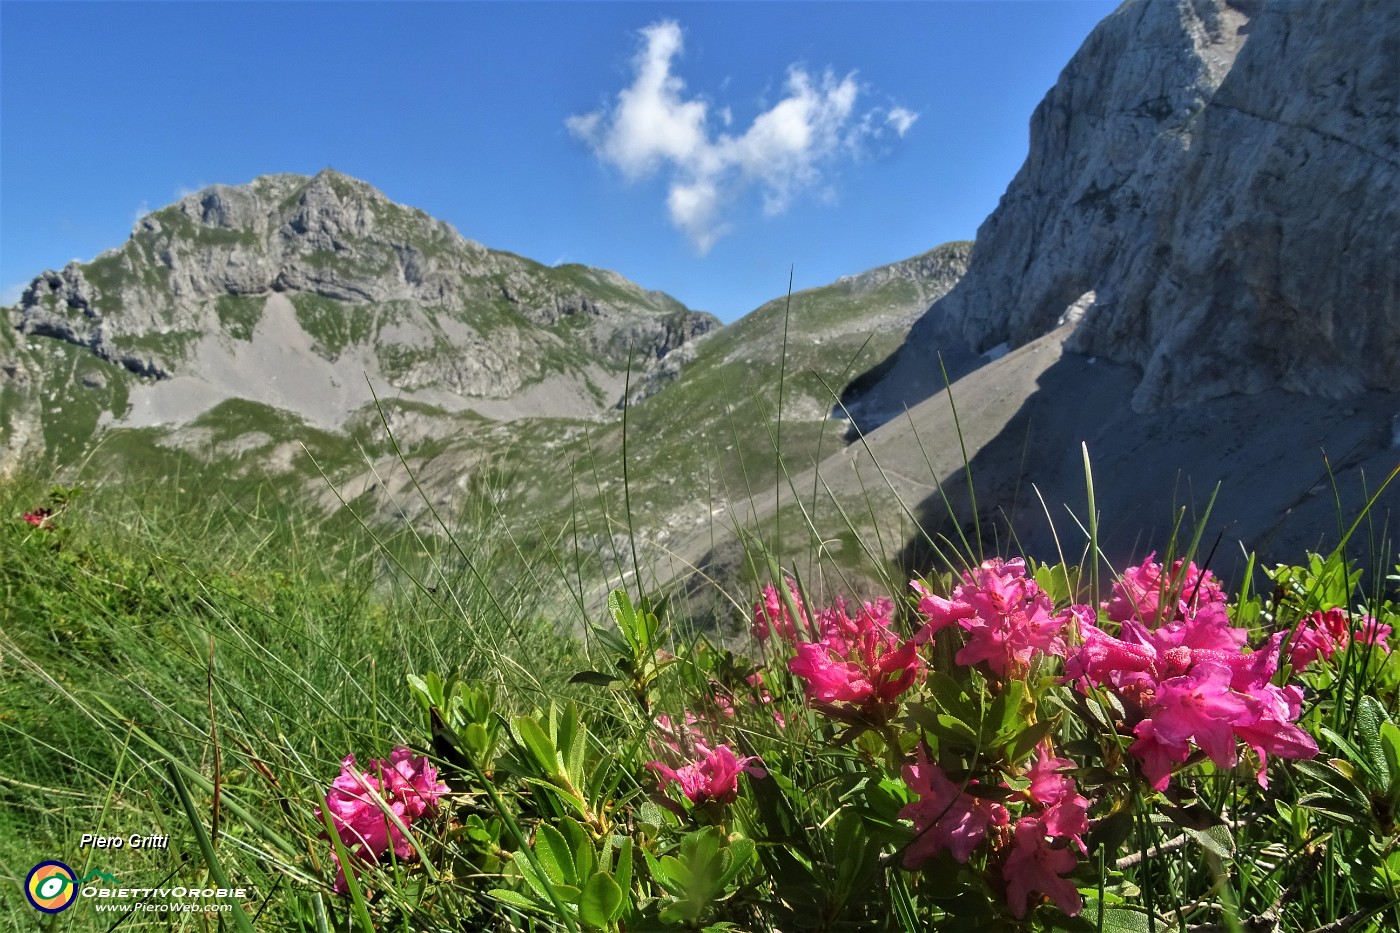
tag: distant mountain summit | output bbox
[7,170,717,436]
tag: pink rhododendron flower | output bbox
[1069,586,1310,791]
[752,581,807,642]
[814,595,897,653]
[1357,616,1393,653]
[1141,662,1253,771]
[899,745,1010,867]
[1068,581,1319,789]
[1288,608,1349,669]
[1105,554,1225,626]
[647,743,765,805]
[1003,816,1082,919]
[1233,682,1317,786]
[319,747,450,894]
[788,597,921,721]
[1289,608,1392,669]
[913,559,1072,677]
[1025,746,1089,850]
[1026,746,1076,808]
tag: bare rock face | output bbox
[0,327,44,476]
[884,0,1398,413]
[9,170,719,409]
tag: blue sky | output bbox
[1,1,1118,322]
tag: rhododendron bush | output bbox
[11,477,1397,931]
[306,548,1400,932]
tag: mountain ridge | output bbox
[6,170,721,439]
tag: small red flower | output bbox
[22,508,53,529]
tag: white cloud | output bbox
[133,200,151,225]
[887,106,918,137]
[568,21,918,253]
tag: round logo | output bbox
[26,861,77,913]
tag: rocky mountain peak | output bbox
[7,171,719,430]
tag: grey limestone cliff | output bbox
[862,0,1398,417]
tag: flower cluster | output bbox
[900,743,1090,918]
[751,581,808,642]
[649,706,765,806]
[784,595,922,722]
[899,744,1009,867]
[1065,555,1318,789]
[319,747,450,894]
[913,558,1073,677]
[647,744,767,806]
[1104,552,1224,625]
[1288,607,1391,669]
[1003,746,1092,918]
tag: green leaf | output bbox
[1299,792,1371,827]
[935,713,981,746]
[514,715,562,777]
[1008,718,1058,763]
[1090,808,1136,856]
[516,851,581,911]
[1380,721,1400,796]
[569,670,622,688]
[608,590,641,653]
[1294,759,1369,802]
[464,722,492,758]
[639,605,659,649]
[592,626,629,658]
[657,854,692,890]
[560,817,594,882]
[1318,726,1367,769]
[615,837,634,895]
[489,887,547,913]
[562,703,588,788]
[1356,695,1392,786]
[535,823,578,887]
[642,848,679,896]
[579,872,624,927]
[1185,823,1235,858]
[992,680,1028,737]
[1035,562,1080,607]
[925,673,975,720]
[1077,899,1153,932]
[407,673,434,713]
[906,702,979,746]
[716,836,754,889]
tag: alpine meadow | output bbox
[2,1,1398,931]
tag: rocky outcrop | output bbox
[0,327,44,476]
[866,0,1398,416]
[13,265,173,379]
[10,170,719,403]
[833,242,971,308]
